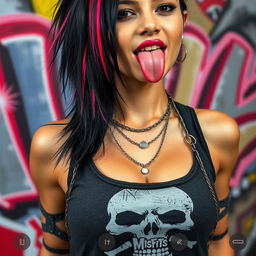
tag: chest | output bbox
[58,118,219,194]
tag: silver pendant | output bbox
[141,167,149,175]
[139,141,148,149]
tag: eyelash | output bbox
[117,4,176,20]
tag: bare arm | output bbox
[30,125,70,255]
[197,109,240,256]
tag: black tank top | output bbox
[65,101,217,256]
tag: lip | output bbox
[134,39,166,54]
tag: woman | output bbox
[30,0,240,255]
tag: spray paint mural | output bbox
[0,0,255,255]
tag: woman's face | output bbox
[115,0,188,83]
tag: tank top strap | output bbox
[174,101,216,183]
[67,164,73,192]
[65,152,79,200]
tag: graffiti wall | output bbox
[0,0,255,255]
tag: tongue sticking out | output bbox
[136,49,165,83]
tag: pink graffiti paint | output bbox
[0,51,35,209]
[0,14,64,120]
[230,113,256,188]
[0,83,20,112]
[196,0,226,21]
[197,0,226,11]
[0,14,64,210]
[182,23,256,108]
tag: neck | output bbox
[113,76,171,128]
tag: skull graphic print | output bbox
[104,187,197,256]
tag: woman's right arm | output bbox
[29,125,70,256]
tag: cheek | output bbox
[116,25,131,55]
[165,20,183,45]
[164,21,184,58]
[116,38,127,71]
[116,26,133,71]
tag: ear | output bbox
[182,10,189,26]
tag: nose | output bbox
[137,12,160,36]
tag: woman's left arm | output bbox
[198,109,240,256]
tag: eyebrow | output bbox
[119,0,162,5]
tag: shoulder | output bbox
[193,108,240,175]
[30,118,71,161]
[193,108,240,148]
[29,118,72,185]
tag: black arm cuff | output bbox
[43,238,70,254]
[217,194,231,221]
[209,228,228,241]
[39,200,69,241]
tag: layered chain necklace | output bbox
[109,91,172,182]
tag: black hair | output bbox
[50,0,188,172]
[180,0,187,13]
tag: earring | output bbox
[175,43,187,64]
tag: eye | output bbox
[117,9,135,20]
[156,3,176,14]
